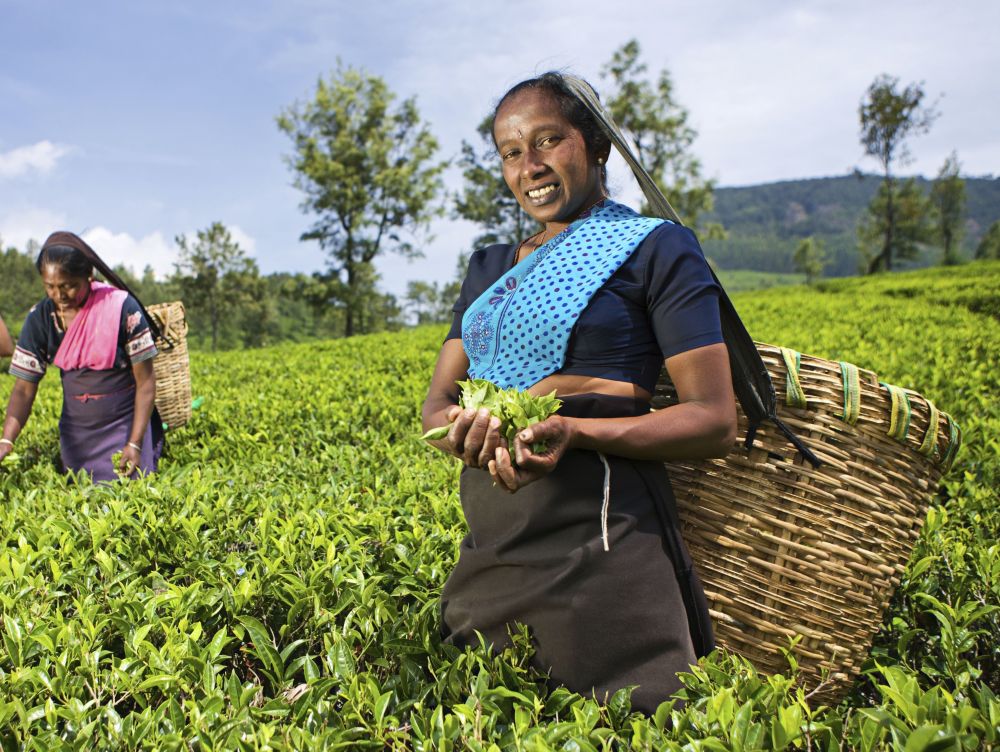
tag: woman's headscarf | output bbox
[40,231,163,343]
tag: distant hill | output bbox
[701,173,1000,276]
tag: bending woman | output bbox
[0,232,164,480]
[421,73,737,714]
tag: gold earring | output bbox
[597,157,605,165]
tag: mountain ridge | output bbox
[700,173,1000,276]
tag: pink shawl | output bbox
[53,281,128,371]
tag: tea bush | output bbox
[1,261,998,749]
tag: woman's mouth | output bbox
[527,184,558,201]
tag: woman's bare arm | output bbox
[0,378,40,462]
[118,359,156,473]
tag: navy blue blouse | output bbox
[447,222,724,395]
[9,294,157,383]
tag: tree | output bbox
[792,237,827,283]
[976,220,1000,260]
[277,64,447,337]
[0,239,43,323]
[858,179,932,271]
[172,222,264,351]
[929,152,966,265]
[405,279,461,326]
[602,39,722,237]
[858,74,938,272]
[453,116,533,250]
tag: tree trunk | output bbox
[210,294,218,351]
[345,261,355,338]
[884,176,895,272]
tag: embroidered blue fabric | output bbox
[449,216,724,395]
[459,201,666,390]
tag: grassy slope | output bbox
[0,262,997,748]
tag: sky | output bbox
[1,0,997,296]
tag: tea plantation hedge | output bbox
[1,261,998,750]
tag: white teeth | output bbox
[528,185,556,199]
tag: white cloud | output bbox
[81,227,176,278]
[0,141,72,179]
[0,207,68,251]
[227,225,258,255]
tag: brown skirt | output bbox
[440,393,713,714]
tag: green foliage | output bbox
[701,175,1000,277]
[859,75,938,175]
[602,39,722,237]
[792,237,827,283]
[930,153,966,266]
[714,269,806,293]
[405,279,461,326]
[1,262,998,748]
[277,63,447,337]
[0,242,41,326]
[858,74,938,273]
[423,379,562,454]
[859,178,934,273]
[173,222,266,351]
[975,220,1000,260]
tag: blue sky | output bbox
[1,0,997,295]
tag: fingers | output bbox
[490,447,517,493]
[460,408,493,466]
[476,416,502,468]
[451,408,504,468]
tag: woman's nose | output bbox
[521,147,547,178]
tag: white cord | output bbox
[599,452,611,552]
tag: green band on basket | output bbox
[941,413,962,470]
[839,361,861,425]
[918,397,940,457]
[781,347,807,408]
[881,382,912,441]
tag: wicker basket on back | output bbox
[654,343,961,703]
[146,301,192,430]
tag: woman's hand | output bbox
[488,414,576,492]
[429,406,506,469]
[423,340,507,470]
[118,443,141,476]
[0,441,14,464]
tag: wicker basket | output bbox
[654,343,961,702]
[146,301,192,430]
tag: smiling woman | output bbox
[0,232,164,480]
[422,72,736,714]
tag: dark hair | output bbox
[492,71,612,186]
[36,244,94,279]
[36,231,163,342]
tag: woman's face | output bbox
[41,265,91,313]
[494,88,605,230]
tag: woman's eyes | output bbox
[501,134,563,160]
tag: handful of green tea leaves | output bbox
[422,378,562,455]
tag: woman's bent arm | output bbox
[129,360,156,447]
[492,343,737,491]
[566,343,737,460]
[0,378,40,461]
